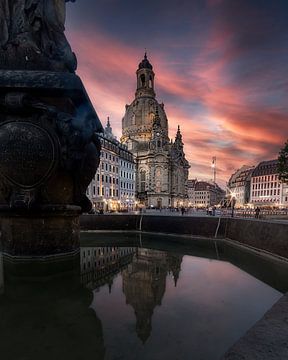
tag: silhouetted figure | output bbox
[255,207,260,219]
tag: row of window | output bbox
[120,191,134,198]
[97,174,119,185]
[82,247,133,257]
[93,175,135,189]
[252,198,280,203]
[101,151,118,163]
[195,195,210,200]
[101,162,118,173]
[99,138,132,161]
[251,189,280,197]
[252,182,280,190]
[120,160,134,169]
[99,163,135,180]
[100,152,135,167]
[120,182,134,190]
[252,175,278,183]
[90,187,118,197]
[87,186,134,198]
[120,171,134,180]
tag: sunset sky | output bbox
[66,0,288,186]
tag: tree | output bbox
[278,140,288,183]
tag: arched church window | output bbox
[156,180,161,193]
[149,75,153,88]
[157,140,161,148]
[140,170,146,192]
[155,168,162,192]
[132,113,136,125]
[140,74,145,87]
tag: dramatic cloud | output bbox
[66,0,288,186]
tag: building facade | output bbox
[250,159,287,207]
[81,246,136,290]
[121,54,190,208]
[187,180,225,208]
[87,119,136,211]
[227,165,255,208]
[187,179,197,206]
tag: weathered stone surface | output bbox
[0,121,57,188]
[222,293,288,360]
[0,1,102,256]
[0,0,77,73]
[0,71,102,212]
[0,207,80,256]
[226,218,288,258]
[80,215,288,258]
[80,214,225,237]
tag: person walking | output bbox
[255,207,260,219]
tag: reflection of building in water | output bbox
[122,248,183,343]
[81,246,135,290]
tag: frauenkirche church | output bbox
[121,54,190,208]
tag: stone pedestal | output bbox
[0,71,102,257]
[0,206,81,257]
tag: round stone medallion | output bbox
[0,121,58,189]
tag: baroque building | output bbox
[187,179,225,208]
[227,165,255,208]
[226,159,288,208]
[250,159,286,207]
[87,118,136,212]
[121,54,190,208]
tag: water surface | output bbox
[0,233,285,360]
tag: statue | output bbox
[0,0,103,256]
[0,0,77,72]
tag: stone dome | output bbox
[138,53,153,70]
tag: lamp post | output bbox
[231,197,236,218]
[212,157,216,184]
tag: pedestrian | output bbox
[181,206,185,215]
[255,207,260,219]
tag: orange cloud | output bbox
[67,26,288,187]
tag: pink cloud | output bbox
[67,27,287,187]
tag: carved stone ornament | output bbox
[0,0,77,72]
[0,1,103,257]
[0,121,57,188]
[0,71,103,213]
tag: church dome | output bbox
[121,98,168,142]
[138,53,153,70]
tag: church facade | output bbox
[121,54,190,208]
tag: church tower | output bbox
[121,54,189,208]
[121,53,168,146]
[135,53,156,99]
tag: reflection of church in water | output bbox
[80,246,183,343]
[122,248,183,343]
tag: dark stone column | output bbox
[0,2,103,257]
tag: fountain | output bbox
[0,0,102,257]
